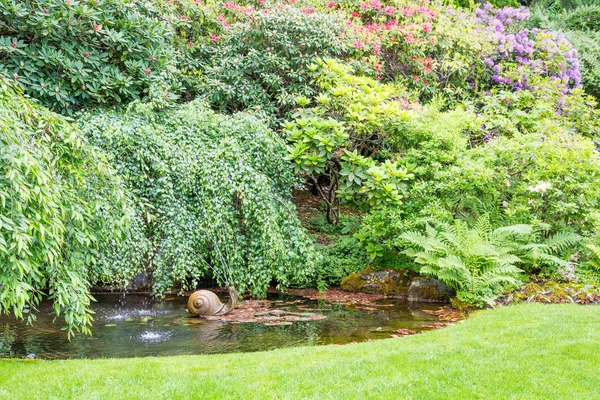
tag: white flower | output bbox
[527,181,551,193]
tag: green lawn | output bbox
[1,303,599,399]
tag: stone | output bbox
[341,267,415,295]
[408,277,455,303]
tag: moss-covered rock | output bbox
[408,277,455,303]
[341,267,415,295]
[341,268,455,302]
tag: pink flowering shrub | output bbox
[194,6,365,122]
[0,0,216,113]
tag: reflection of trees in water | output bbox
[0,323,54,358]
[0,324,16,357]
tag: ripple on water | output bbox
[139,330,173,343]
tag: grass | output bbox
[1,303,599,399]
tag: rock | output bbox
[408,277,455,303]
[341,267,415,295]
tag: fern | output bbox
[584,243,600,272]
[400,215,576,308]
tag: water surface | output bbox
[0,293,444,359]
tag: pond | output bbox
[0,293,448,359]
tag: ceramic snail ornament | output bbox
[187,290,229,316]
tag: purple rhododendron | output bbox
[476,2,581,92]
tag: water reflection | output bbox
[0,294,444,359]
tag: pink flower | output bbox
[93,24,101,31]
[372,42,381,55]
[429,37,436,44]
[353,40,364,49]
[360,2,369,9]
[351,11,359,18]
[401,7,415,17]
[327,2,335,8]
[422,23,432,33]
[384,6,395,15]
[369,0,382,9]
[210,34,219,42]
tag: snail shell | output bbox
[187,290,228,316]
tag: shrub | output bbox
[285,59,413,223]
[313,236,370,290]
[79,99,319,297]
[437,131,600,233]
[0,0,186,113]
[194,6,361,123]
[562,5,600,31]
[476,4,582,92]
[0,79,130,336]
[328,0,495,102]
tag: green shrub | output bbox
[438,131,600,233]
[449,0,519,8]
[0,0,191,113]
[562,5,600,31]
[0,79,130,336]
[314,236,370,290]
[79,99,319,297]
[194,6,361,123]
[286,59,413,224]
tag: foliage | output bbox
[194,6,361,123]
[527,1,600,98]
[400,215,525,307]
[313,236,370,290]
[449,0,519,8]
[0,79,130,336]
[0,0,209,113]
[285,59,413,223]
[505,280,600,304]
[436,130,600,233]
[475,80,600,141]
[79,99,319,297]
[562,5,600,31]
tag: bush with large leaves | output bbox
[79,100,319,298]
[195,6,362,123]
[0,80,130,336]
[0,0,205,113]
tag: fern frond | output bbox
[543,231,581,254]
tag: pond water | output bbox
[0,293,445,359]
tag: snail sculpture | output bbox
[187,290,229,316]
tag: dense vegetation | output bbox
[1,0,600,333]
